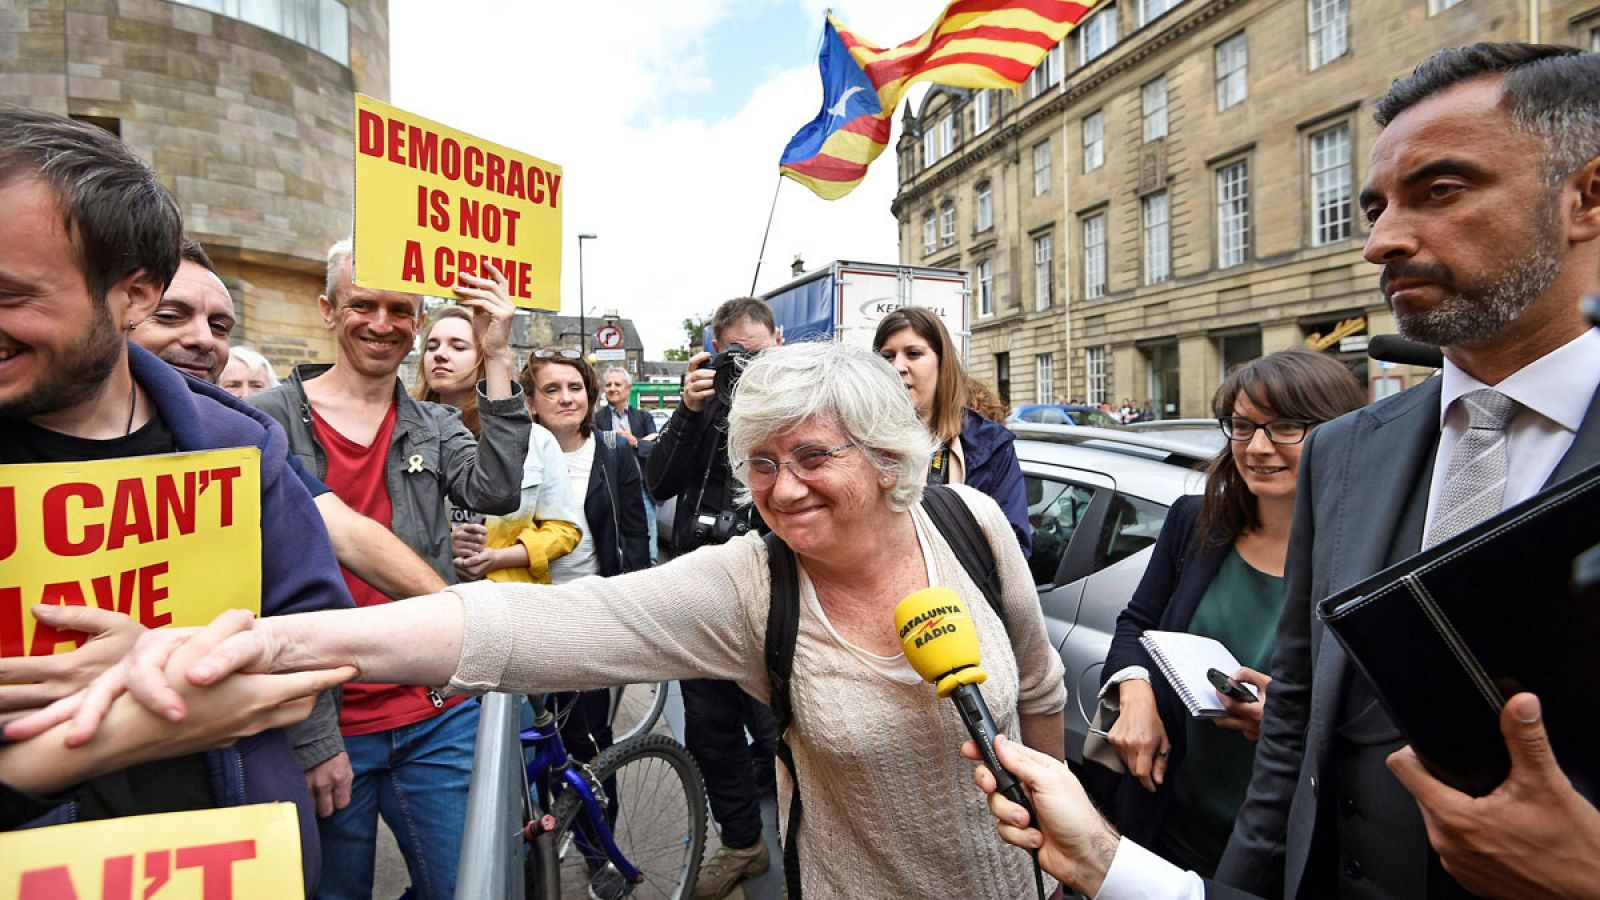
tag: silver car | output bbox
[1011,424,1209,764]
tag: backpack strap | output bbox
[919,484,1006,628]
[762,531,806,900]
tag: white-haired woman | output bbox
[217,345,278,399]
[34,342,1067,898]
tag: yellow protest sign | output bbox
[354,94,563,310]
[0,448,261,658]
[0,802,303,899]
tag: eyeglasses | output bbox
[735,442,857,489]
[531,347,582,360]
[1218,417,1318,445]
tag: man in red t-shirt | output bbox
[249,239,530,900]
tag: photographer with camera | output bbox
[648,296,783,898]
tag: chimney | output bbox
[790,254,806,277]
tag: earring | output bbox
[880,475,893,486]
[127,321,137,331]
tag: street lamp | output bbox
[577,233,598,354]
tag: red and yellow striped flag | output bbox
[781,0,1095,200]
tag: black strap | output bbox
[761,486,1003,897]
[762,531,805,899]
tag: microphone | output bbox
[896,587,1035,825]
[1368,334,1444,368]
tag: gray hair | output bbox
[727,341,936,511]
[325,237,353,301]
[603,366,632,387]
[226,345,279,387]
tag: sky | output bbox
[389,0,937,358]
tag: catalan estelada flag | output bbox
[780,1,1096,201]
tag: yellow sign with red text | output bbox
[0,449,261,658]
[0,803,302,898]
[353,94,563,310]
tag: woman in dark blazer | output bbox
[1097,348,1365,876]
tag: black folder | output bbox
[1317,462,1600,798]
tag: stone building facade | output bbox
[1,0,390,371]
[893,0,1600,418]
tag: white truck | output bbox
[759,261,972,360]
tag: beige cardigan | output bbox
[446,484,1066,898]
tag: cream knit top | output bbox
[446,484,1067,898]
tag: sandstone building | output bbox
[2,0,390,370]
[893,0,1600,417]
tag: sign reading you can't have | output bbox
[354,95,563,311]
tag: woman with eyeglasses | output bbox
[51,342,1067,898]
[1095,348,1365,877]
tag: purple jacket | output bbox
[28,345,353,891]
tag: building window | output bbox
[1216,32,1248,111]
[1310,122,1353,245]
[1036,353,1055,404]
[976,181,993,232]
[922,213,937,256]
[1034,233,1054,310]
[995,352,1012,405]
[940,201,956,247]
[1139,0,1182,27]
[1220,331,1263,377]
[1148,341,1180,419]
[922,126,938,169]
[939,113,956,156]
[1142,76,1168,143]
[1308,0,1349,70]
[1217,160,1250,268]
[1428,0,1463,12]
[1079,5,1119,66]
[1592,25,1600,52]
[1083,213,1107,300]
[1029,43,1064,98]
[1033,140,1052,196]
[977,259,994,316]
[171,0,350,64]
[1085,346,1108,405]
[974,90,993,134]
[1142,191,1171,285]
[1083,110,1105,172]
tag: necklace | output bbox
[125,384,138,436]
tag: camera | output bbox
[701,343,752,408]
[694,509,753,546]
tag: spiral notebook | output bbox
[1138,630,1252,717]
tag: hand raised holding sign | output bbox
[454,261,516,401]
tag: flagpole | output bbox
[750,174,784,296]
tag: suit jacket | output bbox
[594,404,656,464]
[584,435,651,576]
[1216,375,1600,897]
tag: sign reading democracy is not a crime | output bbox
[0,449,262,658]
[354,95,563,311]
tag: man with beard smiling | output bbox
[1212,43,1600,900]
[130,238,233,381]
[0,106,351,894]
[248,238,530,900]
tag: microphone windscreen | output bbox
[1368,334,1444,368]
[896,587,982,686]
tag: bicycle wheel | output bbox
[543,733,706,900]
[610,682,669,743]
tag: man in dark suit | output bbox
[595,366,658,560]
[1215,43,1600,899]
[965,43,1600,900]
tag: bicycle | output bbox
[609,681,670,743]
[521,693,706,899]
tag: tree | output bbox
[663,315,706,362]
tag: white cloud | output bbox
[390,0,938,356]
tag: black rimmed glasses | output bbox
[735,442,858,490]
[1218,417,1317,445]
[531,347,583,360]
